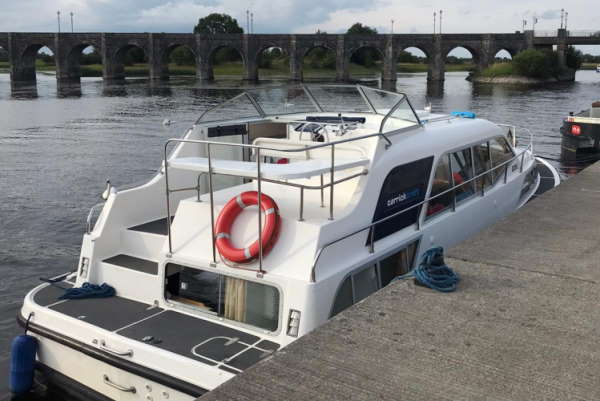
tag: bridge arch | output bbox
[105,42,150,80]
[445,45,479,73]
[63,42,101,82]
[161,43,198,79]
[347,45,384,80]
[204,44,245,80]
[494,48,514,61]
[15,43,56,82]
[256,45,289,80]
[301,45,336,80]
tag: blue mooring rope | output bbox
[392,247,459,292]
[59,282,116,300]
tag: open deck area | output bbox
[198,161,600,401]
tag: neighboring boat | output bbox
[596,64,600,73]
[18,85,542,400]
[560,101,600,161]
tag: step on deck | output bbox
[103,254,158,275]
[128,216,173,236]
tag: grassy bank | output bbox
[0,61,475,77]
[581,63,599,70]
[477,62,514,78]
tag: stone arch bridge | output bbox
[0,29,582,85]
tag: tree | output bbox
[347,23,377,35]
[512,49,554,78]
[194,14,243,65]
[565,46,583,70]
[194,13,243,34]
[346,23,380,67]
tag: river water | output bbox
[1,70,599,398]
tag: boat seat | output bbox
[251,137,367,161]
[168,156,368,180]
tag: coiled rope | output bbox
[393,247,459,292]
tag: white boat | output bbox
[596,64,600,73]
[18,85,542,400]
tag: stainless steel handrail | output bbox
[86,203,105,234]
[309,131,535,282]
[162,124,390,268]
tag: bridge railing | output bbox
[534,30,558,37]
[567,30,600,37]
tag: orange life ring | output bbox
[215,191,281,264]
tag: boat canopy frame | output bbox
[194,84,422,131]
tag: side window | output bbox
[330,240,419,318]
[372,157,434,241]
[473,142,492,191]
[331,277,353,317]
[450,148,476,203]
[490,137,514,183]
[352,266,378,303]
[379,241,419,287]
[426,155,453,218]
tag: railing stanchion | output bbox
[504,162,509,184]
[298,187,304,221]
[520,152,525,173]
[320,174,325,208]
[207,143,217,266]
[329,144,335,220]
[369,228,375,254]
[257,148,264,275]
[449,155,456,212]
[197,173,203,202]
[164,143,173,256]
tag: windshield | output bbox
[196,85,419,127]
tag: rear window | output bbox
[165,264,280,332]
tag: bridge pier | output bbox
[243,36,259,81]
[289,36,302,81]
[382,35,396,84]
[427,35,445,82]
[335,35,348,82]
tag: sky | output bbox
[0,0,598,54]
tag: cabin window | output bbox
[473,142,492,191]
[372,157,433,241]
[352,265,379,303]
[489,137,514,183]
[331,277,353,316]
[450,148,476,203]
[165,264,280,332]
[330,240,419,318]
[426,155,453,218]
[379,241,419,287]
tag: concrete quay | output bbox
[199,161,600,401]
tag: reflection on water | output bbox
[1,70,600,398]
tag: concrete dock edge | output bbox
[199,161,600,401]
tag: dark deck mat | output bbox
[33,282,74,307]
[103,254,158,275]
[117,311,265,366]
[49,296,163,332]
[128,217,172,236]
[227,347,271,371]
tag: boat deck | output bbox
[33,284,279,374]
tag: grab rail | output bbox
[163,125,392,273]
[309,127,534,282]
[86,203,105,234]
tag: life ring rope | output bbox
[215,191,281,264]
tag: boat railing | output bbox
[310,127,535,282]
[163,125,394,274]
[86,202,105,234]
